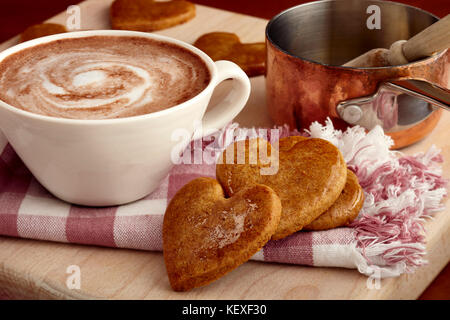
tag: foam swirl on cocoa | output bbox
[0,36,210,119]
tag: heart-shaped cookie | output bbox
[193,32,265,77]
[304,169,364,230]
[163,177,281,291]
[274,136,363,230]
[110,0,196,31]
[20,23,67,42]
[216,137,347,240]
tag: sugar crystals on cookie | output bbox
[163,177,281,291]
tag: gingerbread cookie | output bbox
[20,23,67,42]
[110,0,196,32]
[163,177,281,291]
[304,170,364,230]
[278,136,363,230]
[278,135,308,150]
[194,32,265,77]
[216,137,347,240]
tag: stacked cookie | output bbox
[163,137,364,291]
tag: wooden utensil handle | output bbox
[403,14,450,61]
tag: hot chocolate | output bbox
[0,36,211,119]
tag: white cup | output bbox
[0,30,251,206]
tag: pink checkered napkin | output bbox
[0,120,446,279]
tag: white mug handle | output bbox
[192,60,251,140]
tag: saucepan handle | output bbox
[337,48,450,129]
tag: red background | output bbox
[1,0,449,42]
[0,0,449,299]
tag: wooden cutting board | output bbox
[0,0,448,299]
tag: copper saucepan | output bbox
[265,0,449,148]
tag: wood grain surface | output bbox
[0,0,449,300]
